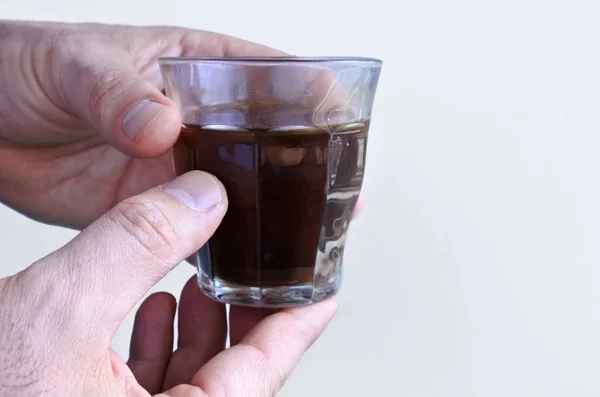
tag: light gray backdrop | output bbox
[1,0,599,396]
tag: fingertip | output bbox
[121,100,181,158]
[183,273,199,288]
[323,297,339,326]
[286,296,338,318]
[161,170,228,213]
[352,193,364,219]
[322,296,339,318]
[295,298,339,333]
[133,292,177,332]
[179,274,222,304]
[129,291,176,394]
[298,298,338,351]
[129,292,176,364]
[148,291,178,312]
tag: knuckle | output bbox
[88,69,135,124]
[109,200,181,259]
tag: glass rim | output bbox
[158,56,382,65]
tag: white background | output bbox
[2,0,600,396]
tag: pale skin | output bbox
[0,21,363,396]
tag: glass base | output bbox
[198,272,341,308]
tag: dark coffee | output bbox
[175,120,368,287]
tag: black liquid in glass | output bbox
[175,117,368,287]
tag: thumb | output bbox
[23,171,226,339]
[59,50,180,157]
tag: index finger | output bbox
[179,29,288,57]
[187,298,338,396]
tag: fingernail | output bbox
[162,172,223,211]
[122,100,168,141]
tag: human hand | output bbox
[0,20,284,229]
[128,276,336,396]
[0,171,337,396]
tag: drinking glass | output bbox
[159,56,382,307]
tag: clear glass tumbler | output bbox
[159,57,382,307]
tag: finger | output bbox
[56,46,180,158]
[127,292,176,394]
[156,384,206,397]
[353,192,364,219]
[166,30,360,127]
[179,29,288,57]
[162,276,226,390]
[262,146,306,167]
[229,306,277,346]
[190,298,338,396]
[125,27,289,93]
[22,171,227,340]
